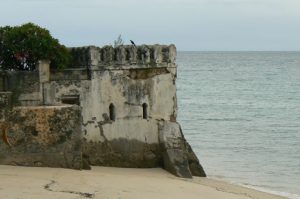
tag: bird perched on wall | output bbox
[130,40,136,47]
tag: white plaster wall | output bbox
[45,80,90,105]
[150,73,177,120]
[103,119,159,144]
[86,70,176,119]
[81,69,176,142]
[48,68,177,144]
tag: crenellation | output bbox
[89,46,101,66]
[101,45,115,64]
[153,45,163,64]
[69,44,176,69]
[115,46,126,65]
[69,47,91,68]
[137,45,151,65]
[168,44,177,63]
[127,45,137,64]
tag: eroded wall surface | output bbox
[0,105,83,169]
[80,68,175,168]
[0,92,12,121]
[44,45,178,169]
[0,71,40,106]
[0,44,206,178]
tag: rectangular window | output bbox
[61,95,80,105]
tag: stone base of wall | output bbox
[159,121,206,178]
[0,105,205,178]
[82,138,162,168]
[0,105,83,169]
[82,121,206,178]
[0,152,82,168]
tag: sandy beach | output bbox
[0,165,287,199]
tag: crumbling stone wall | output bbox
[44,49,178,171]
[0,71,40,106]
[52,44,204,177]
[0,44,206,178]
[0,105,83,169]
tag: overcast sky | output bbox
[1,0,300,51]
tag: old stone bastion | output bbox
[0,44,206,178]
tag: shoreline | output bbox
[0,165,289,199]
[190,177,291,199]
[202,175,299,199]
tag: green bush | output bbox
[0,23,70,71]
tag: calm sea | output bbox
[177,52,300,199]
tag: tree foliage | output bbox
[114,34,124,48]
[0,23,70,71]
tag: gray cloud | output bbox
[0,0,300,50]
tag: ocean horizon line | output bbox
[178,50,300,53]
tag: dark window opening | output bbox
[126,49,131,61]
[61,95,80,105]
[31,129,38,136]
[109,103,116,121]
[0,76,7,92]
[142,103,148,119]
[0,77,4,91]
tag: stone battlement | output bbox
[0,43,206,178]
[69,44,176,69]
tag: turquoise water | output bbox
[177,52,300,199]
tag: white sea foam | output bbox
[208,175,300,199]
[241,184,300,199]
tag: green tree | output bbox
[0,23,70,71]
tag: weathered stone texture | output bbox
[68,44,176,69]
[69,47,91,68]
[185,141,206,177]
[159,122,191,178]
[158,122,206,178]
[0,71,40,106]
[82,138,162,168]
[0,92,12,121]
[0,105,83,169]
[0,72,6,91]
[0,44,206,178]
[50,69,90,81]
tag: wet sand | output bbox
[0,165,287,199]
